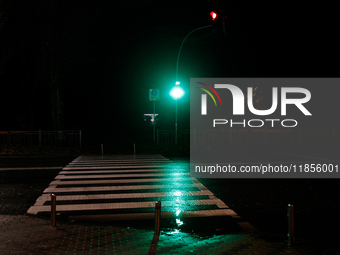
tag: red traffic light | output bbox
[210,11,217,21]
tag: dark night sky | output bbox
[1,1,339,144]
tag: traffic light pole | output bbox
[175,99,178,145]
[173,24,212,146]
[175,24,213,82]
[153,100,156,142]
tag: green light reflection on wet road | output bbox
[163,162,191,229]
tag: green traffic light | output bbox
[170,86,185,100]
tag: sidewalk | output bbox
[1,215,339,255]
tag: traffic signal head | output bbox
[210,11,217,21]
[170,86,185,100]
[210,11,227,35]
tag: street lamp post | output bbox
[170,84,185,145]
[171,23,213,145]
[175,97,178,145]
[175,24,212,82]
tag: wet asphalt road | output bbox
[0,155,76,215]
[0,153,339,246]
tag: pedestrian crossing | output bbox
[27,155,239,221]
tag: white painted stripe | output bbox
[55,173,189,179]
[68,162,171,166]
[59,169,187,174]
[71,156,82,163]
[71,157,169,160]
[44,183,200,193]
[68,160,171,164]
[76,155,167,160]
[209,161,330,165]
[65,164,170,168]
[36,190,214,202]
[62,165,164,170]
[50,177,190,185]
[27,199,224,212]
[27,155,247,227]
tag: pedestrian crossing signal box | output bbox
[149,89,160,101]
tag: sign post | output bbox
[149,89,160,142]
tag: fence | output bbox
[157,130,190,145]
[157,128,340,148]
[0,130,82,147]
[4,129,337,148]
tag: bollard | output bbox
[288,204,295,245]
[51,194,56,227]
[134,143,136,154]
[155,201,161,235]
[101,144,104,155]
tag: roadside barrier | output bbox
[288,204,295,245]
[51,194,56,227]
[148,201,161,255]
[155,201,161,235]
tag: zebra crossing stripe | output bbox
[62,165,164,170]
[68,160,172,165]
[67,162,171,166]
[35,190,214,202]
[27,154,255,232]
[58,169,186,174]
[27,199,226,214]
[50,177,190,185]
[54,173,189,179]
[75,155,167,160]
[44,183,201,193]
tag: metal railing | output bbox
[157,130,190,145]
[0,130,82,147]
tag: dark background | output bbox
[1,0,339,146]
